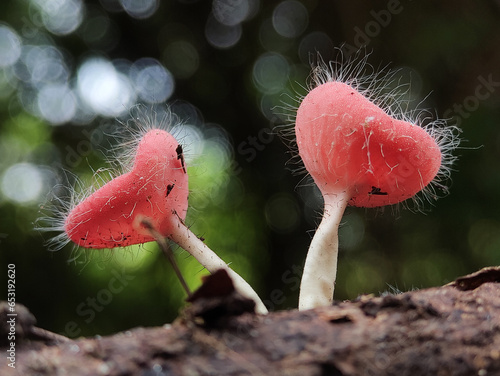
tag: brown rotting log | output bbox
[2,267,500,376]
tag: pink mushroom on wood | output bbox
[294,59,459,310]
[64,127,268,314]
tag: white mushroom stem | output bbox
[298,190,350,310]
[169,213,268,314]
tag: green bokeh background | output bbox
[1,0,499,338]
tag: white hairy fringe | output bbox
[276,48,461,212]
[36,105,189,262]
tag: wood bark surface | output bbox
[1,267,500,376]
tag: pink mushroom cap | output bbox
[64,129,188,248]
[296,81,442,207]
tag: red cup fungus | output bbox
[294,56,459,310]
[46,118,267,314]
[64,129,188,248]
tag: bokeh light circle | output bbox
[130,58,175,103]
[272,0,309,38]
[77,57,136,117]
[205,14,242,49]
[0,24,22,68]
[1,163,44,204]
[252,52,290,94]
[24,45,70,87]
[78,7,119,51]
[119,0,159,19]
[33,0,85,35]
[37,83,77,124]
[212,0,250,26]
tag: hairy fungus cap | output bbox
[64,129,188,248]
[296,81,442,208]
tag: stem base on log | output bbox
[2,267,500,376]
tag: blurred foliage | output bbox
[0,0,499,338]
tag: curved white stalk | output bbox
[169,214,268,314]
[298,190,350,310]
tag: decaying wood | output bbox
[2,267,500,376]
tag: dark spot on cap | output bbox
[166,184,175,197]
[369,186,388,196]
[176,144,186,173]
